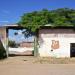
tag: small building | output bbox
[38,26,75,58]
[0,24,75,58]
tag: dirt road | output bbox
[0,56,75,75]
[0,64,75,75]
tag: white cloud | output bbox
[18,30,22,35]
[20,36,25,40]
[0,20,9,23]
[8,36,15,41]
[2,10,10,14]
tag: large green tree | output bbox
[18,8,75,33]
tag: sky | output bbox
[0,0,75,25]
[8,29,34,43]
[0,0,75,43]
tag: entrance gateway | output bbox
[0,25,37,58]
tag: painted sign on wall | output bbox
[51,40,60,50]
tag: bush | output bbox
[0,40,7,59]
[8,40,16,48]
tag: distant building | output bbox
[19,42,34,48]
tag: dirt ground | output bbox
[1,56,75,64]
[0,56,75,75]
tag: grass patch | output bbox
[33,57,75,64]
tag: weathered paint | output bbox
[0,27,7,49]
[38,29,75,57]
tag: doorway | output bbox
[70,43,75,57]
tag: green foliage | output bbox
[18,8,75,33]
[8,40,16,48]
[0,40,7,59]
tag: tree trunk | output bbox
[34,35,38,57]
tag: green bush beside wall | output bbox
[0,40,7,59]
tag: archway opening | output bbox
[7,27,34,57]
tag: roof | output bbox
[0,24,24,29]
[0,24,18,27]
[0,24,74,29]
[4,24,18,27]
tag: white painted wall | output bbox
[9,47,34,54]
[38,29,75,57]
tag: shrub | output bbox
[0,40,7,59]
